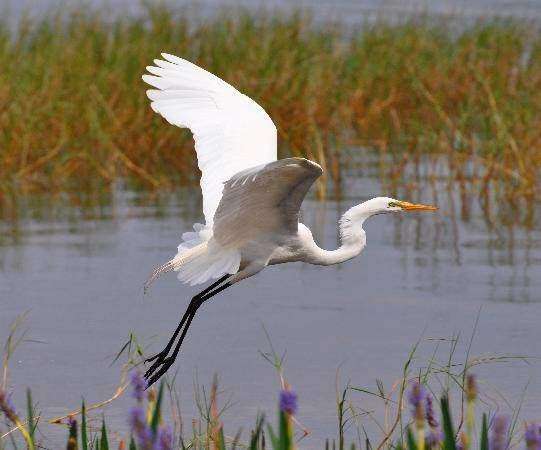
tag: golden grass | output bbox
[1,6,541,216]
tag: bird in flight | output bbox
[141,53,437,387]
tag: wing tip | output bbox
[142,74,156,86]
[145,89,159,100]
[161,52,181,64]
[289,157,323,176]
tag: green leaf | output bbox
[26,389,35,446]
[278,410,291,450]
[217,426,226,450]
[129,436,137,450]
[150,383,164,434]
[266,424,279,450]
[480,413,488,450]
[100,419,109,450]
[440,396,456,450]
[249,415,265,450]
[406,427,418,450]
[81,400,88,450]
[110,334,133,366]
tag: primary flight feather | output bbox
[141,53,437,387]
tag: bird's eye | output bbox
[388,201,400,208]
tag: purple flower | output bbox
[408,382,427,408]
[426,430,443,448]
[279,389,298,415]
[128,406,154,450]
[128,406,145,430]
[408,382,427,423]
[130,371,147,402]
[489,414,509,450]
[425,396,439,429]
[157,426,173,450]
[525,423,541,450]
[68,416,77,428]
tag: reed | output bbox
[1,6,541,216]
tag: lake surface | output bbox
[1,154,541,448]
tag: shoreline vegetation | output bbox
[0,314,537,449]
[1,6,541,223]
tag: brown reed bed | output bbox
[1,6,541,219]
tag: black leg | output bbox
[144,275,229,366]
[144,276,232,388]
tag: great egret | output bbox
[141,53,437,387]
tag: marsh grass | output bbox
[1,6,541,219]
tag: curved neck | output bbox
[308,203,372,266]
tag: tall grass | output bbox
[1,6,541,216]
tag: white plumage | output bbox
[143,53,277,285]
[140,54,437,387]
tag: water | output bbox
[1,156,541,448]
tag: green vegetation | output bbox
[0,314,537,449]
[1,6,541,218]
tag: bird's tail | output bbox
[144,242,208,293]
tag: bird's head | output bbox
[382,197,437,213]
[352,196,438,218]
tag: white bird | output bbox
[141,53,437,387]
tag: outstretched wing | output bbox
[143,53,277,226]
[212,157,323,248]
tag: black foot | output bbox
[144,351,164,364]
[144,352,175,388]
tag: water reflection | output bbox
[2,152,541,303]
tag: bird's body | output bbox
[141,53,437,387]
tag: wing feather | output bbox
[212,158,323,248]
[143,54,277,225]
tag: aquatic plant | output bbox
[524,423,541,450]
[0,387,35,449]
[1,5,541,221]
[279,389,298,416]
[0,315,538,450]
[30,371,536,450]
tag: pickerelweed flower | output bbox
[130,371,147,402]
[426,430,443,448]
[489,414,509,450]
[408,382,427,423]
[129,406,154,450]
[279,389,298,415]
[425,395,439,429]
[67,415,76,428]
[156,425,173,450]
[525,423,541,450]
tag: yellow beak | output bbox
[398,201,438,212]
